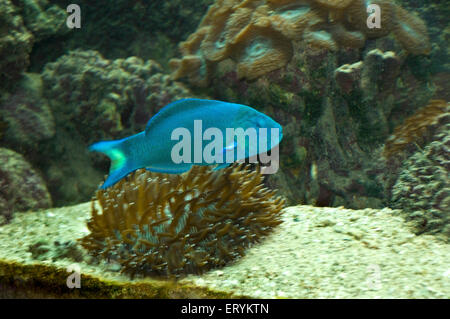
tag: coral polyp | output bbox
[170,0,431,86]
[80,165,285,278]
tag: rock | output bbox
[13,0,69,41]
[0,148,51,224]
[0,202,448,298]
[0,0,33,89]
[28,239,84,262]
[42,50,193,144]
[0,73,55,153]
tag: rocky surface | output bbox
[0,202,448,298]
[0,0,33,88]
[0,148,52,225]
[13,0,68,42]
[0,73,55,154]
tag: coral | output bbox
[80,165,285,278]
[31,0,214,70]
[169,28,212,87]
[335,49,411,143]
[304,30,338,51]
[359,49,402,104]
[40,128,106,207]
[383,100,449,159]
[13,0,68,41]
[334,61,363,94]
[42,50,193,143]
[390,122,450,241]
[334,49,403,138]
[314,0,353,9]
[392,5,431,55]
[232,23,293,80]
[0,73,55,152]
[328,24,366,49]
[0,0,68,83]
[346,0,396,38]
[0,0,33,88]
[206,32,435,209]
[170,0,431,86]
[0,148,52,224]
[395,0,449,101]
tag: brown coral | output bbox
[392,5,431,55]
[345,0,395,38]
[80,165,285,278]
[170,0,431,86]
[334,61,363,93]
[265,2,324,40]
[169,27,211,87]
[329,24,366,48]
[232,23,293,80]
[383,100,450,159]
[305,30,338,51]
[199,5,236,62]
[314,0,354,10]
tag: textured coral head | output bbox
[80,164,285,278]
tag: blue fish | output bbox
[89,98,283,188]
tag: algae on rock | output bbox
[0,147,52,224]
[0,0,33,88]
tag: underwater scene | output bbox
[0,0,448,300]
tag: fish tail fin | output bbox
[89,139,136,189]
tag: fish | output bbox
[89,98,283,188]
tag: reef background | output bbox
[0,0,448,240]
[0,0,449,299]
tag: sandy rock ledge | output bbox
[0,202,448,298]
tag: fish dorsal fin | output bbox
[145,98,219,135]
